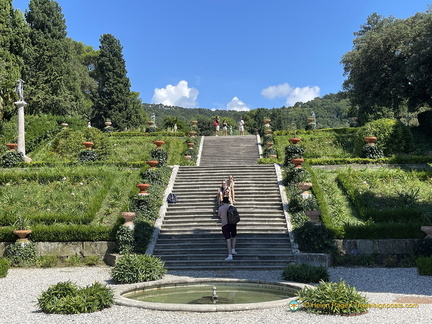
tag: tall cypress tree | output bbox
[23,0,84,115]
[0,0,28,118]
[92,33,144,130]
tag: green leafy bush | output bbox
[284,144,305,166]
[78,150,98,162]
[115,225,135,254]
[1,151,24,168]
[5,241,37,267]
[111,254,166,283]
[151,147,168,167]
[37,256,58,268]
[361,144,384,159]
[297,279,369,315]
[415,256,432,276]
[354,118,414,157]
[413,238,432,257]
[141,167,164,185]
[293,223,336,254]
[37,281,114,314]
[0,257,11,277]
[130,194,160,221]
[282,263,329,283]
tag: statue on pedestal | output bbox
[16,79,24,102]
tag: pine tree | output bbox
[92,33,144,130]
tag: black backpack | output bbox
[227,205,240,224]
[167,193,178,203]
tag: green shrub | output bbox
[0,257,11,277]
[141,167,164,185]
[1,151,24,168]
[130,194,160,221]
[354,118,414,156]
[111,253,166,284]
[361,144,384,159]
[282,263,329,283]
[415,256,432,276]
[83,256,102,266]
[5,241,37,267]
[293,223,336,254]
[115,225,135,254]
[37,256,58,268]
[78,150,98,162]
[151,147,168,167]
[297,279,369,315]
[37,281,114,314]
[284,144,305,166]
[413,238,432,257]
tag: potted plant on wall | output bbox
[13,216,32,242]
[302,199,321,224]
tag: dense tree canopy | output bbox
[342,10,432,124]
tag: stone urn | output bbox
[189,130,197,137]
[421,226,432,238]
[187,142,195,148]
[291,158,304,168]
[191,120,198,125]
[305,211,321,224]
[148,120,155,126]
[289,137,301,144]
[136,183,151,195]
[364,136,377,145]
[298,182,313,192]
[121,212,136,228]
[82,141,94,150]
[153,140,165,148]
[12,229,32,242]
[264,129,273,135]
[5,143,18,151]
[184,155,192,161]
[266,142,274,148]
[146,160,158,168]
[307,117,314,123]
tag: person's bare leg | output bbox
[226,239,232,255]
[231,237,237,254]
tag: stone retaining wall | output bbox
[334,238,419,255]
[0,241,115,258]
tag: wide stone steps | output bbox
[151,135,294,270]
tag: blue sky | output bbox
[12,0,432,111]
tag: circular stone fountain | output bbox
[114,278,308,312]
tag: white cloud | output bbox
[151,80,199,108]
[226,97,250,111]
[261,82,320,106]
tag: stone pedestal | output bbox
[14,100,32,162]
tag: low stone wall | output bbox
[334,238,419,255]
[0,241,115,258]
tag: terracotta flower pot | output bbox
[364,136,377,145]
[5,143,18,151]
[148,120,155,126]
[191,120,198,125]
[269,154,277,158]
[184,155,192,161]
[307,117,314,123]
[82,141,94,150]
[266,142,274,148]
[153,140,165,148]
[13,229,32,242]
[298,182,313,192]
[305,211,321,223]
[136,183,151,195]
[264,129,273,134]
[121,212,136,228]
[146,160,159,168]
[61,122,69,128]
[263,118,271,124]
[291,158,304,168]
[187,142,195,148]
[189,131,197,137]
[105,121,112,126]
[289,138,301,144]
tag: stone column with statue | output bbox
[14,79,31,162]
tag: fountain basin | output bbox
[114,277,308,312]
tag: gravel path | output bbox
[1,266,431,324]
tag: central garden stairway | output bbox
[152,135,295,270]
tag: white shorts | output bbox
[216,125,220,131]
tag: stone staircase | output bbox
[152,136,294,270]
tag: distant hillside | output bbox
[142,92,351,133]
